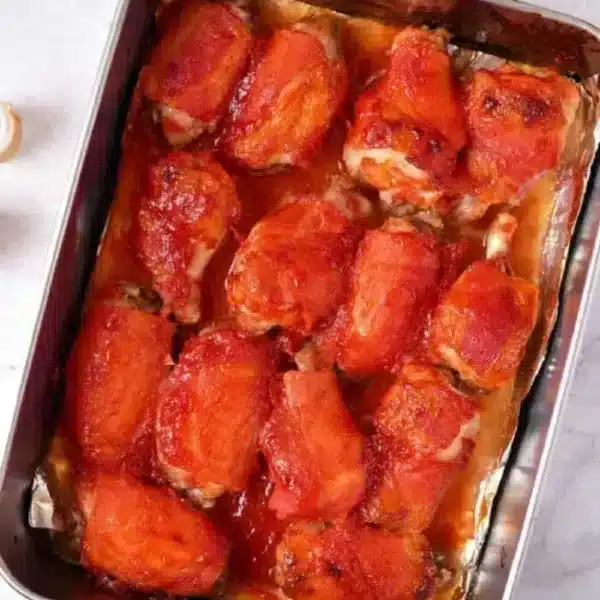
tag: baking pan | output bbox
[1,0,599,599]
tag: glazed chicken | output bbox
[64,303,174,469]
[428,259,539,389]
[155,327,277,506]
[134,151,240,324]
[227,192,367,335]
[79,472,228,597]
[142,1,252,145]
[344,27,466,215]
[260,371,365,520]
[336,218,440,377]
[221,18,348,169]
[361,364,480,532]
[457,66,580,220]
[429,214,538,388]
[275,521,435,600]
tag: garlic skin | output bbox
[0,103,22,162]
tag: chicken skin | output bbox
[337,218,440,377]
[142,2,252,145]
[428,260,539,389]
[134,151,240,324]
[79,473,228,597]
[156,327,277,506]
[64,303,174,469]
[457,66,580,220]
[227,193,365,335]
[275,521,435,600]
[260,371,365,520]
[221,19,348,169]
[361,365,480,532]
[344,27,466,215]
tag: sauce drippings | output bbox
[213,469,288,585]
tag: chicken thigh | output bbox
[457,66,580,220]
[156,327,277,506]
[227,192,365,335]
[221,19,348,169]
[361,364,479,532]
[260,370,365,520]
[65,303,174,468]
[336,218,440,377]
[344,27,466,215]
[142,1,252,145]
[428,260,539,389]
[79,472,228,596]
[275,521,435,600]
[134,151,240,324]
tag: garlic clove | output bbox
[0,103,22,162]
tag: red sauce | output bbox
[212,469,288,585]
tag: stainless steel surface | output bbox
[1,0,600,599]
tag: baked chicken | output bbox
[428,259,539,389]
[275,521,435,600]
[344,27,466,215]
[155,327,277,506]
[428,215,538,389]
[79,472,228,597]
[456,66,580,220]
[64,303,174,469]
[134,151,240,324]
[221,19,348,169]
[226,192,367,335]
[142,1,252,145]
[361,364,480,532]
[260,371,365,520]
[336,218,440,377]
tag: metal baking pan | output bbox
[0,1,599,599]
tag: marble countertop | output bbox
[0,0,598,598]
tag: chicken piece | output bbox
[142,2,252,145]
[428,260,539,389]
[362,453,462,535]
[375,364,480,458]
[64,303,174,468]
[134,151,240,324]
[260,371,365,520]
[275,521,435,600]
[156,327,277,506]
[361,364,480,532]
[227,193,365,335]
[79,472,228,596]
[221,19,348,169]
[457,66,580,220]
[337,218,440,377]
[344,27,466,215]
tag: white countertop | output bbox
[0,1,598,598]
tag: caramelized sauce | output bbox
[213,469,288,585]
